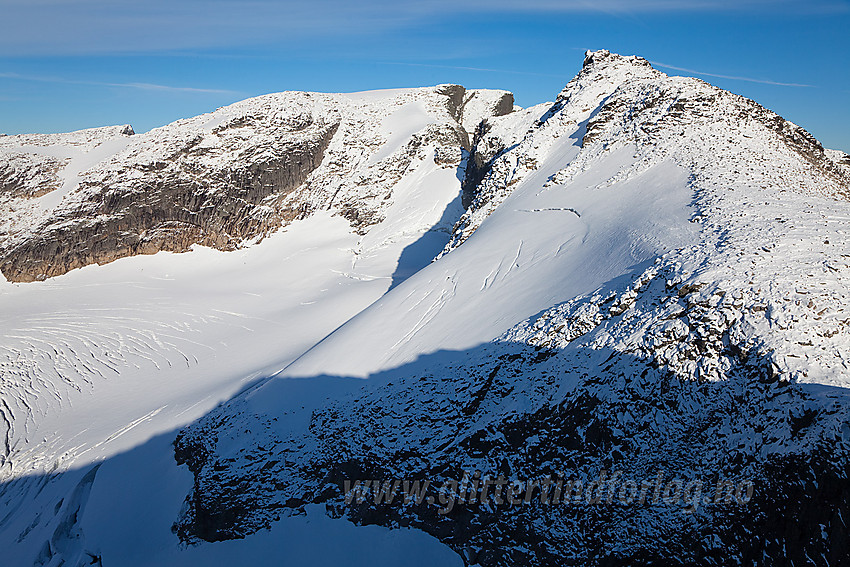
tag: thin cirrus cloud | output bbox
[2,0,848,56]
[0,71,240,95]
[650,62,816,88]
[384,59,819,89]
[379,61,567,78]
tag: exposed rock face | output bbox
[455,91,516,208]
[174,338,850,565]
[1,121,338,282]
[0,86,508,282]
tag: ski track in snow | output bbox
[391,275,458,350]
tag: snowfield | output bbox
[2,51,850,566]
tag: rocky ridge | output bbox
[0,86,513,282]
[446,50,849,255]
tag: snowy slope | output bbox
[0,85,491,478]
[279,49,850,385]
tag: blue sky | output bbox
[1,0,848,152]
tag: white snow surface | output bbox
[280,146,697,379]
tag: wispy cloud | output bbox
[0,72,239,95]
[650,62,815,88]
[380,61,565,78]
[113,82,237,94]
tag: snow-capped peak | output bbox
[2,49,850,567]
[582,48,653,71]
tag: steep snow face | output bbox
[280,148,697,379]
[445,49,665,251]
[169,52,850,566]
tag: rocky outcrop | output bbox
[455,90,516,207]
[1,121,338,282]
[171,324,850,565]
[0,153,67,199]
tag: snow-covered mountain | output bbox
[0,86,512,282]
[2,51,850,566]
